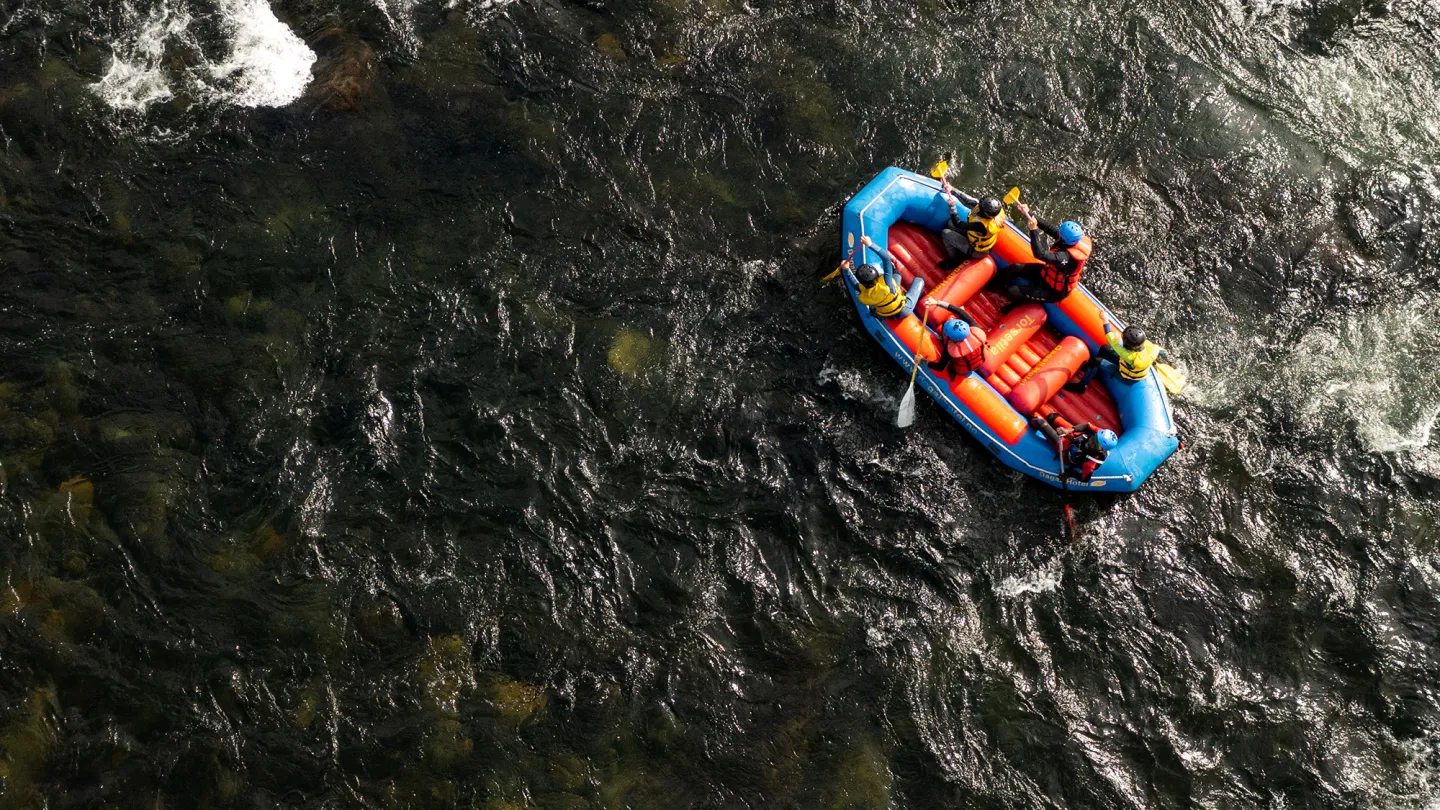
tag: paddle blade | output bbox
[1003,186,1021,205]
[896,383,917,428]
[1155,362,1187,395]
[929,151,953,179]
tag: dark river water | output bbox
[2,0,1440,807]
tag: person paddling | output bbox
[1032,414,1116,483]
[1066,322,1170,393]
[842,235,924,319]
[936,177,1006,271]
[999,203,1091,310]
[924,299,987,376]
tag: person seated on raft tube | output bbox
[936,177,1006,272]
[841,235,925,319]
[997,203,1092,310]
[1065,322,1170,394]
[924,300,987,376]
[1031,413,1118,483]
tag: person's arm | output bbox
[1032,216,1061,239]
[878,246,904,287]
[860,236,903,285]
[1017,204,1070,265]
[929,300,977,325]
[952,190,979,208]
[1030,416,1062,455]
[1029,227,1073,267]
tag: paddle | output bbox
[895,301,935,428]
[1003,186,1020,206]
[929,152,952,180]
[820,245,861,284]
[1155,361,1187,395]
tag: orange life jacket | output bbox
[1038,235,1091,294]
[944,327,987,376]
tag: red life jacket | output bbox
[945,327,987,376]
[1038,235,1091,294]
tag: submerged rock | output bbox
[56,476,94,524]
[0,687,57,801]
[595,33,627,62]
[607,329,652,377]
[487,674,546,724]
[419,634,474,714]
[827,741,892,810]
[356,594,406,644]
[308,29,376,112]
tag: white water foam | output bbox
[206,0,316,108]
[995,562,1062,598]
[92,5,193,110]
[1276,298,1440,453]
[91,0,315,112]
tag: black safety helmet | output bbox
[854,263,882,285]
[1122,326,1147,349]
[977,197,1003,218]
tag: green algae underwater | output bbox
[3,0,1440,807]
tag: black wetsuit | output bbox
[937,191,993,271]
[999,217,1083,304]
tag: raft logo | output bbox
[986,314,1036,357]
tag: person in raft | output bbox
[998,203,1092,311]
[936,177,1006,271]
[1032,413,1118,483]
[841,235,924,319]
[1065,322,1170,393]
[924,300,987,376]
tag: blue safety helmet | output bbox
[1058,220,1085,246]
[942,319,971,342]
[1096,429,1118,452]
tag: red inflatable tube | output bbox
[892,313,939,363]
[979,303,1047,376]
[1006,336,1091,415]
[951,376,1027,445]
[1058,293,1110,346]
[930,256,997,326]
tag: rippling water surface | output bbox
[2,0,1440,807]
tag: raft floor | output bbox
[886,222,1123,434]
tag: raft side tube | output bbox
[892,313,940,363]
[952,376,1028,445]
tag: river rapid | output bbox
[2,0,1440,807]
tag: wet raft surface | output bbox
[1,0,1440,808]
[886,222,1123,432]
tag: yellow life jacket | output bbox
[858,277,907,317]
[1106,332,1162,381]
[967,210,1005,252]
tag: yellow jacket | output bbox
[1106,331,1162,381]
[858,277,907,317]
[967,210,1005,252]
